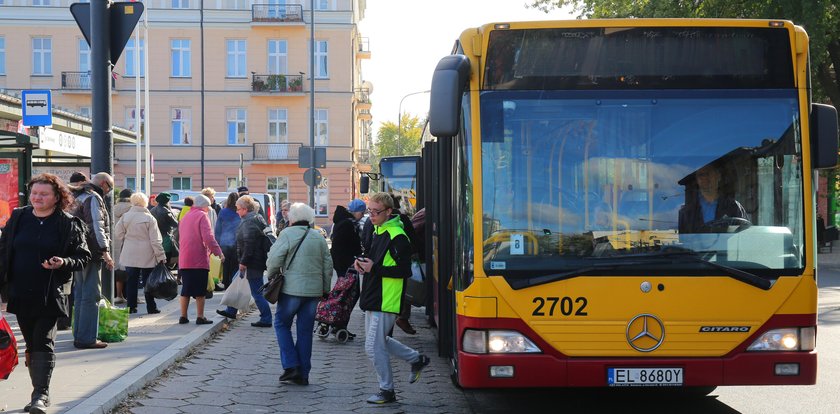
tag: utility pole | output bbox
[309,0,316,208]
[90,0,113,177]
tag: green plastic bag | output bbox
[97,299,129,343]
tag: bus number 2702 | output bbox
[532,297,588,317]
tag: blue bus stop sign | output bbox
[21,90,52,127]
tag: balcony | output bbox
[356,36,371,59]
[358,109,372,121]
[252,4,304,25]
[253,142,302,162]
[354,148,371,165]
[355,88,371,110]
[251,73,305,95]
[61,71,116,92]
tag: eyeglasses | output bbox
[367,208,387,216]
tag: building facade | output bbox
[0,0,373,226]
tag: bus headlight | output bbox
[747,327,815,351]
[462,329,541,354]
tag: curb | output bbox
[64,316,226,414]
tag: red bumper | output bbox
[455,315,817,388]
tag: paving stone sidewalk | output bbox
[115,305,471,414]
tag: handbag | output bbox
[260,226,309,304]
[0,310,18,380]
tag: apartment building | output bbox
[0,0,374,226]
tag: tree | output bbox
[528,0,839,105]
[372,113,424,165]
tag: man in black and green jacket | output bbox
[354,192,429,404]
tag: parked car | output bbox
[165,190,277,234]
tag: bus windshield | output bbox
[480,89,803,279]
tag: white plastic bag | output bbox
[220,272,252,310]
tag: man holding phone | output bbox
[354,192,429,404]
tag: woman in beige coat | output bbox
[112,188,134,303]
[114,192,167,314]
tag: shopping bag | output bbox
[145,263,178,301]
[405,261,426,307]
[220,272,252,310]
[0,310,19,380]
[97,299,129,343]
[209,255,222,285]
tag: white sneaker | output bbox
[114,297,127,304]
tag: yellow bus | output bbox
[423,19,839,393]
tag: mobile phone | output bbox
[354,255,368,261]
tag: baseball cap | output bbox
[347,198,366,213]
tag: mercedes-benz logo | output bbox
[626,313,665,352]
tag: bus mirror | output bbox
[430,54,471,138]
[811,103,839,169]
[360,175,370,194]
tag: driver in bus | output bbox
[678,163,747,233]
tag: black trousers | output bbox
[16,314,58,354]
[221,245,239,288]
[126,267,157,312]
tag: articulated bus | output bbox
[421,19,839,393]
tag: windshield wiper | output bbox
[507,263,635,290]
[505,251,772,291]
[630,251,772,290]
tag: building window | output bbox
[227,177,247,192]
[227,108,247,145]
[171,0,189,8]
[125,176,147,193]
[0,37,5,75]
[226,39,246,78]
[78,39,90,72]
[315,177,329,216]
[32,37,52,75]
[314,109,328,146]
[268,108,288,142]
[171,39,191,77]
[314,40,328,78]
[125,38,145,77]
[171,108,192,145]
[79,106,91,118]
[314,0,334,10]
[267,177,289,211]
[126,108,145,132]
[32,0,51,5]
[172,176,191,190]
[267,39,287,75]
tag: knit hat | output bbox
[156,192,171,204]
[347,198,366,213]
[69,171,88,184]
[194,194,211,208]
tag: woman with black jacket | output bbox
[216,195,272,327]
[0,173,91,414]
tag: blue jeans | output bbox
[225,268,271,324]
[73,261,102,345]
[273,294,318,378]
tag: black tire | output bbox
[336,329,350,343]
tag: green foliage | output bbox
[372,113,424,167]
[527,0,840,105]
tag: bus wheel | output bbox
[449,357,462,389]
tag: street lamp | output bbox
[397,89,430,155]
